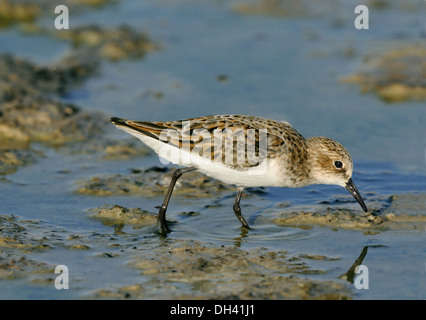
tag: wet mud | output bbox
[274,193,426,232]
[0,211,353,299]
[76,166,233,197]
[86,191,425,299]
[1,188,423,299]
[0,0,40,28]
[0,0,117,29]
[0,215,55,282]
[341,44,426,103]
[0,0,155,174]
[88,205,157,229]
[0,0,424,300]
[55,25,156,61]
[0,52,147,174]
[232,0,338,18]
[0,0,154,174]
[90,240,352,300]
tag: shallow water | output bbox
[0,0,425,299]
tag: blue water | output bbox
[0,0,425,299]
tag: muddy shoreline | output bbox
[0,0,425,300]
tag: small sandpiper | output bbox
[111,114,368,235]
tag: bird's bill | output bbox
[345,178,368,212]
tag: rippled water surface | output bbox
[0,0,425,299]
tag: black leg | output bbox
[233,187,250,229]
[157,167,196,235]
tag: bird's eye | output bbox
[334,161,343,169]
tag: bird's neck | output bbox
[305,137,327,185]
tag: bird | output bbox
[111,114,368,235]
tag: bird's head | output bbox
[307,137,368,212]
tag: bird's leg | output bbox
[157,167,196,235]
[233,187,251,229]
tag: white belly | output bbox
[118,126,287,187]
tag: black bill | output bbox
[345,178,368,212]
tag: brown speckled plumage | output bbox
[111,114,368,235]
